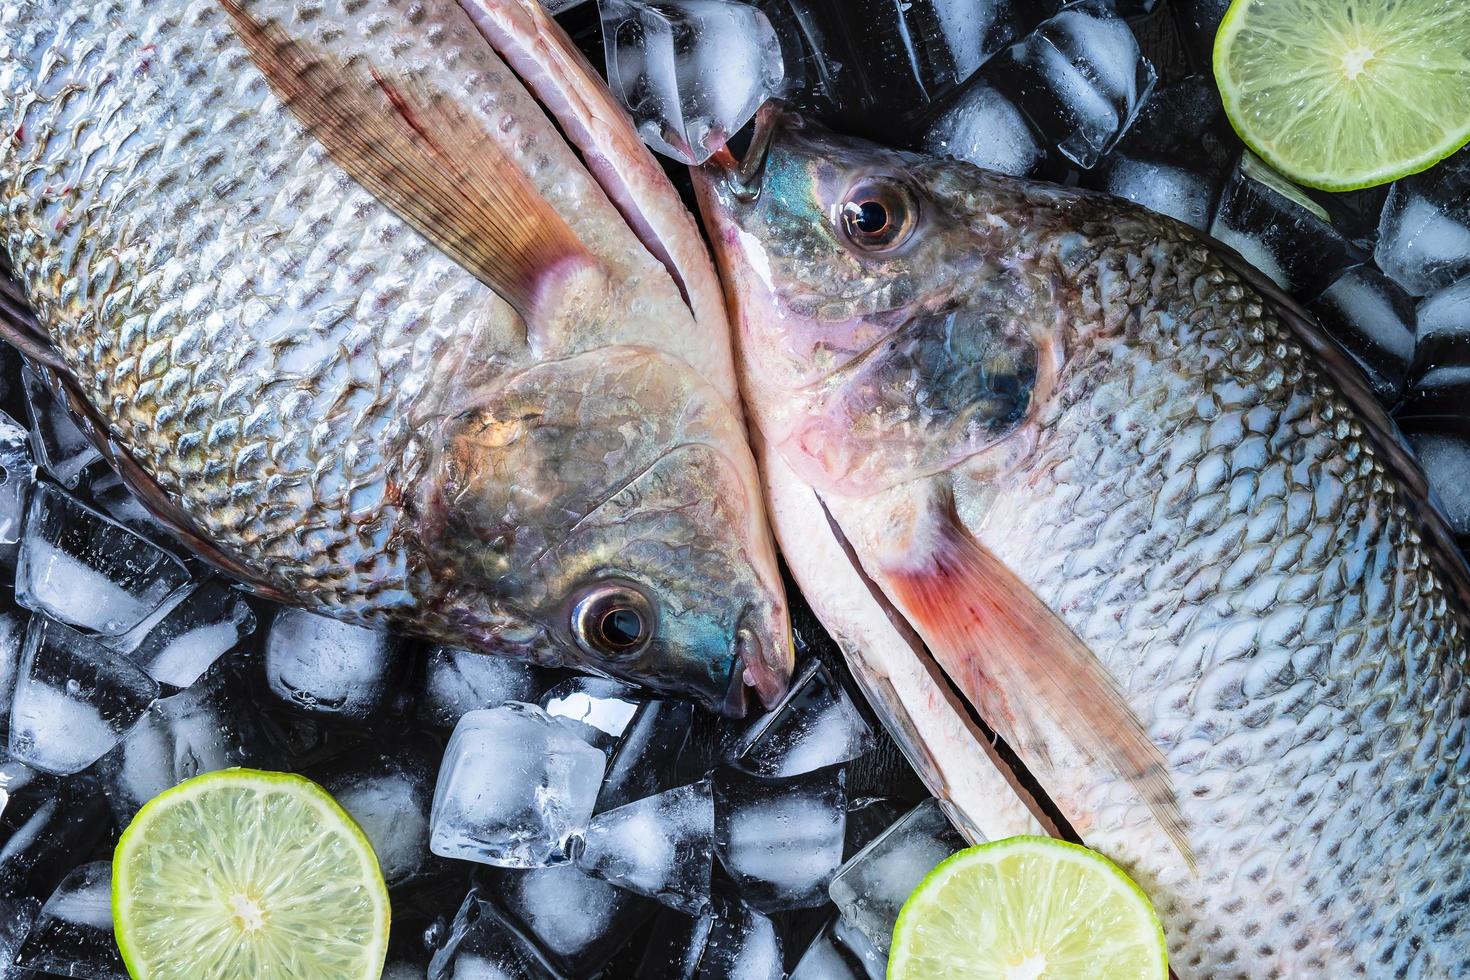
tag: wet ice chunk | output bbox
[541,676,642,753]
[578,778,713,914]
[989,0,1155,169]
[112,581,256,689]
[828,798,966,955]
[602,0,785,165]
[924,79,1047,177]
[1096,155,1216,230]
[426,885,545,980]
[714,767,846,911]
[1376,149,1470,296]
[640,893,783,979]
[16,483,194,637]
[596,695,692,812]
[723,659,874,778]
[1309,264,1417,405]
[264,607,398,720]
[418,646,547,730]
[430,704,606,868]
[20,369,100,490]
[320,741,437,887]
[13,861,125,979]
[1415,279,1470,370]
[482,863,656,976]
[0,612,27,729]
[9,616,159,775]
[0,411,32,564]
[791,914,886,980]
[1404,427,1470,536]
[81,467,182,547]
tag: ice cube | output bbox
[0,411,33,564]
[264,607,399,720]
[639,893,784,979]
[596,695,692,812]
[318,740,438,888]
[923,78,1048,178]
[1209,151,1366,296]
[790,914,886,980]
[602,0,785,165]
[480,864,656,976]
[1399,364,1470,422]
[1415,279,1470,372]
[1376,149,1470,296]
[426,885,546,980]
[419,646,549,730]
[1172,0,1230,69]
[1308,264,1417,405]
[20,369,100,490]
[1096,155,1217,229]
[714,767,846,911]
[987,0,1156,169]
[80,467,184,547]
[722,659,874,779]
[578,778,713,914]
[109,580,256,689]
[0,612,27,729]
[15,483,195,637]
[95,663,266,823]
[430,704,607,868]
[540,676,642,753]
[13,860,125,979]
[9,617,159,775]
[1403,426,1470,537]
[827,798,966,955]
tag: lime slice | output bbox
[1214,0,1470,191]
[113,769,390,980]
[888,836,1167,980]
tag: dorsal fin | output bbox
[220,0,596,325]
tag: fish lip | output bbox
[712,101,794,202]
[730,612,794,715]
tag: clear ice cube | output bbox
[0,612,27,730]
[723,659,874,779]
[20,369,100,490]
[81,467,183,547]
[9,616,159,775]
[0,411,32,565]
[602,0,785,165]
[430,704,607,869]
[1376,149,1470,296]
[989,0,1155,169]
[541,676,643,754]
[790,914,885,980]
[1415,279,1470,371]
[480,863,656,976]
[15,483,194,637]
[425,885,545,980]
[1095,155,1216,230]
[714,767,846,912]
[320,740,438,888]
[418,646,548,730]
[578,778,713,914]
[827,798,966,955]
[1308,264,1417,405]
[639,893,784,979]
[13,860,125,979]
[924,78,1048,178]
[264,607,399,720]
[1404,427,1470,536]
[596,695,692,812]
[110,580,256,689]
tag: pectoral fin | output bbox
[884,508,1193,869]
[222,0,596,325]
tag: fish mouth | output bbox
[706,101,800,201]
[723,611,794,717]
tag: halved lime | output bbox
[113,769,390,979]
[1214,0,1470,190]
[888,836,1167,980]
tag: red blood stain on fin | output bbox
[219,0,597,329]
[885,509,1194,872]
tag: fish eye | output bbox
[572,583,654,658]
[839,177,918,252]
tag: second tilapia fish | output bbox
[697,107,1470,974]
[0,0,793,713]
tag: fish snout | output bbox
[722,604,795,717]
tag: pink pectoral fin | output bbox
[884,514,1193,869]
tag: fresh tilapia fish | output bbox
[697,107,1470,975]
[0,0,793,713]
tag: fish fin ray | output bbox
[220,0,595,323]
[885,510,1194,870]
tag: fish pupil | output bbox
[853,200,889,234]
[599,608,643,648]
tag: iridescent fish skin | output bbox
[698,112,1470,974]
[0,0,792,713]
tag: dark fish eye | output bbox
[572,583,654,657]
[840,177,918,251]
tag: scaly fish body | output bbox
[699,112,1470,974]
[0,0,792,712]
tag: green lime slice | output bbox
[888,836,1167,980]
[1214,0,1470,191]
[113,768,390,980]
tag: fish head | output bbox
[418,348,791,717]
[695,106,1053,496]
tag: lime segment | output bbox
[887,836,1167,980]
[113,768,390,980]
[1214,0,1470,190]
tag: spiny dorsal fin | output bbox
[220,0,595,324]
[885,507,1194,871]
